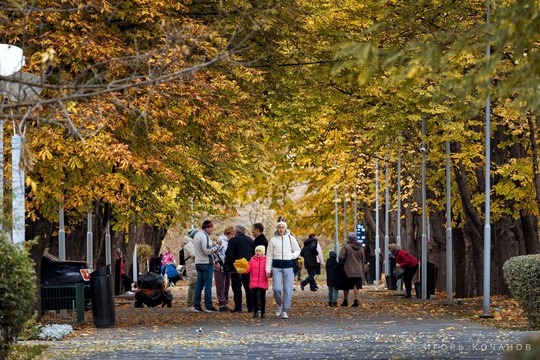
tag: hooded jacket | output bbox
[339,239,366,278]
[183,236,197,285]
[265,229,301,273]
[245,255,269,290]
[325,251,339,287]
[300,236,319,268]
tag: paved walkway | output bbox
[35,284,538,360]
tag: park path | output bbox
[34,283,538,359]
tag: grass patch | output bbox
[6,344,49,360]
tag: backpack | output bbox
[311,241,319,256]
[179,247,190,265]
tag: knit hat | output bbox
[277,220,287,229]
[255,245,266,255]
[202,220,214,229]
[347,232,357,241]
[188,229,198,239]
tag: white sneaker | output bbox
[186,307,196,312]
[275,305,283,317]
[125,291,134,295]
[282,312,288,319]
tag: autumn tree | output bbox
[0,1,275,270]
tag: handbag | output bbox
[292,258,300,273]
[393,266,405,280]
[289,235,300,273]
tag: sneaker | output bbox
[219,306,229,312]
[125,291,134,295]
[186,307,196,312]
[282,312,288,319]
[275,305,283,316]
[194,307,203,312]
[300,283,305,291]
[351,300,359,307]
[205,307,219,312]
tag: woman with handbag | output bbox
[265,217,301,319]
[338,232,366,307]
[388,243,419,298]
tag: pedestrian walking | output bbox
[193,220,222,312]
[313,236,324,288]
[265,217,301,319]
[225,224,255,313]
[243,245,269,318]
[214,226,234,311]
[300,234,320,291]
[339,232,365,307]
[325,251,339,306]
[388,243,419,298]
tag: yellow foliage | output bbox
[234,258,249,274]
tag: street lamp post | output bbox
[375,155,380,285]
[384,152,390,286]
[421,118,427,300]
[481,0,493,318]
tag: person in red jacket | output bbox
[244,245,269,318]
[388,243,419,298]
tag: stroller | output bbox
[134,272,173,308]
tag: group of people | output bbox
[177,218,301,318]
[163,218,420,318]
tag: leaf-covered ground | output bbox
[31,280,540,360]
[47,280,530,335]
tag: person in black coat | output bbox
[325,251,339,306]
[225,224,255,313]
[300,235,319,291]
[252,223,268,251]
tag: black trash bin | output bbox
[415,261,438,299]
[90,265,116,328]
[367,256,375,284]
[385,257,397,290]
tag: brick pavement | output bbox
[34,284,539,360]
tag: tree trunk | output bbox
[529,115,540,216]
[452,141,484,297]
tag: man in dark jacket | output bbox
[252,223,268,251]
[300,234,319,291]
[225,224,255,313]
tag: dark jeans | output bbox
[251,288,266,315]
[231,272,253,312]
[403,264,419,296]
[300,266,318,290]
[121,273,132,293]
[194,264,214,309]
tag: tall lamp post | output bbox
[375,155,380,285]
[396,146,403,294]
[421,118,427,300]
[481,0,493,318]
[384,152,390,286]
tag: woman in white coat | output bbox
[265,219,301,319]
